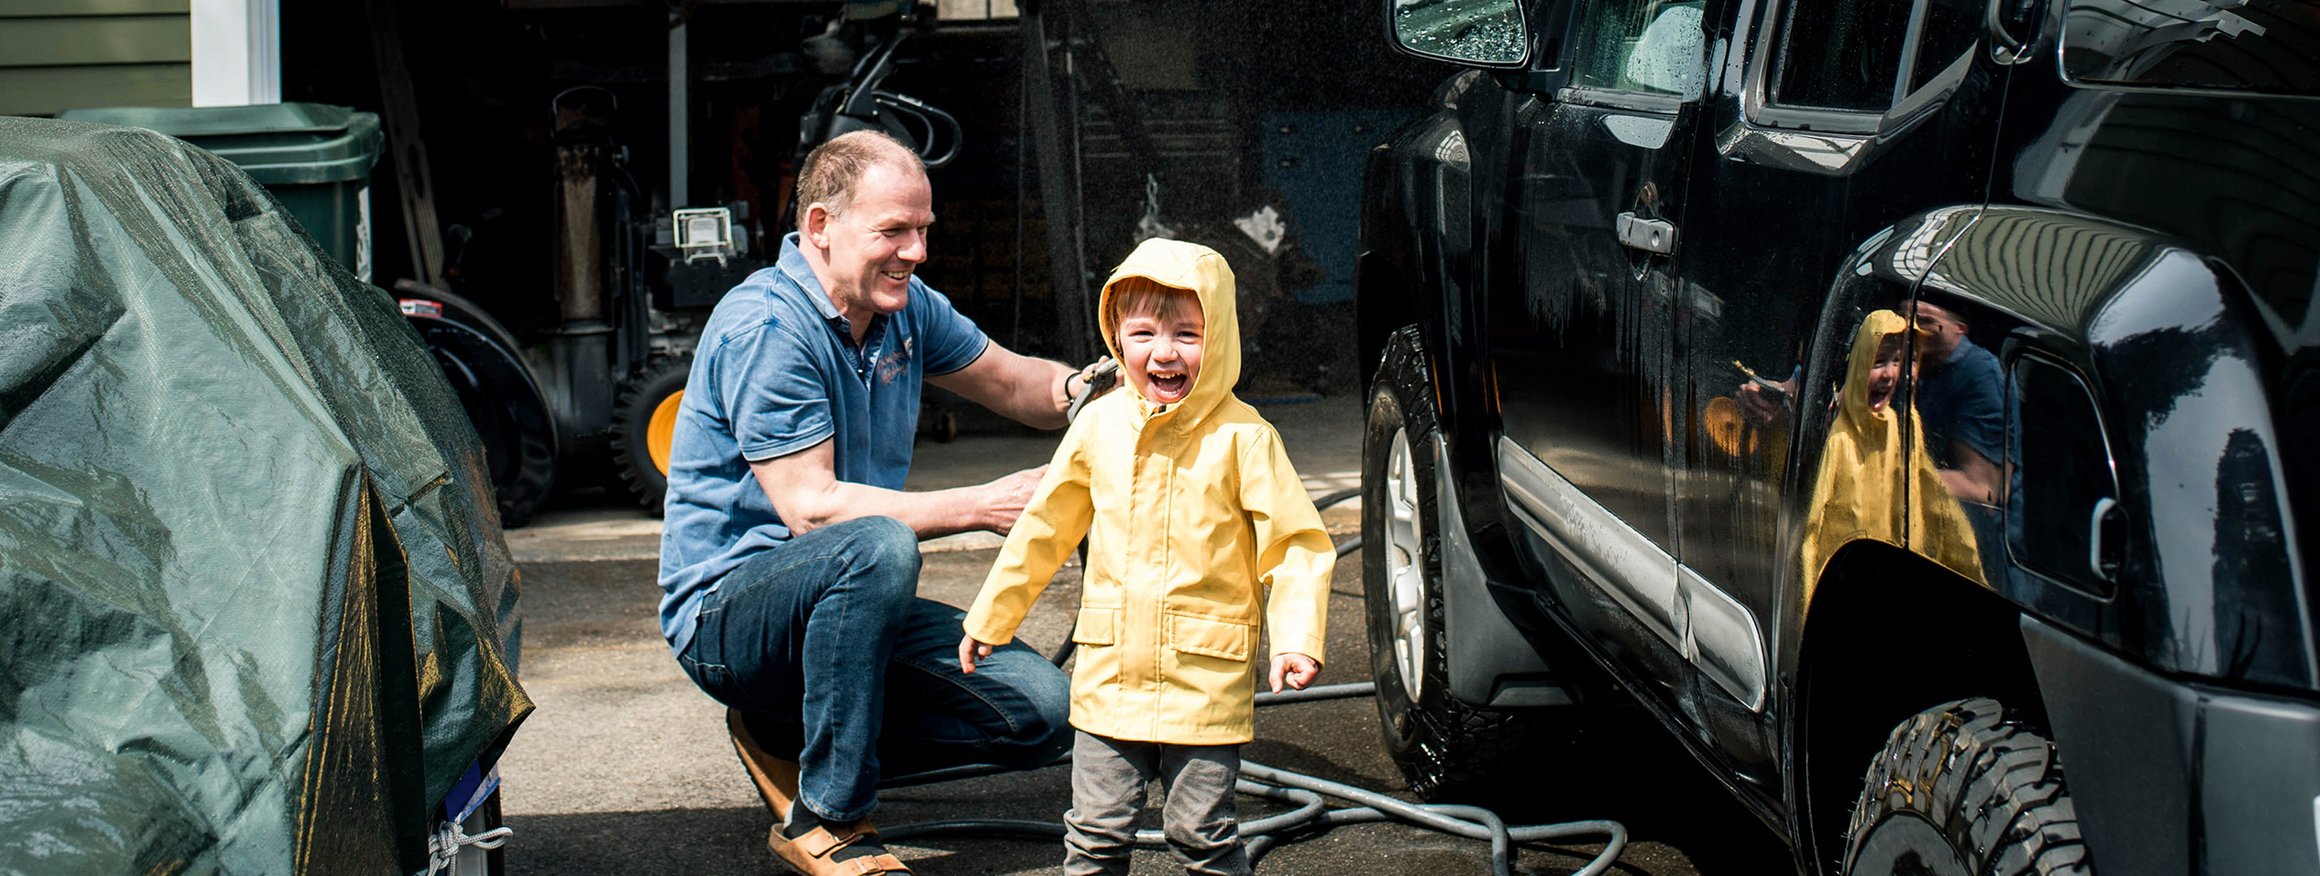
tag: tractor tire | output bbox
[1363,327,1559,801]
[1845,697,2092,875]
[612,354,691,513]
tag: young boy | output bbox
[957,237,1334,875]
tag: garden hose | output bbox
[879,487,1630,875]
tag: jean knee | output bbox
[1013,668,1072,763]
[840,516,920,602]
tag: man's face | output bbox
[1915,304,1966,357]
[807,161,934,320]
[1117,301,1206,406]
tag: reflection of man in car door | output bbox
[1911,301,2004,505]
[1801,310,1984,597]
[1910,300,2007,582]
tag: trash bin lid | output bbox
[56,102,382,186]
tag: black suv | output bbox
[1354,0,2317,872]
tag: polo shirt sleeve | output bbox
[1951,353,2007,465]
[716,317,836,462]
[912,283,991,376]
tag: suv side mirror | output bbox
[1387,0,1534,69]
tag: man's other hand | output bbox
[982,465,1047,535]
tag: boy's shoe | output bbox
[726,709,800,823]
[769,807,913,875]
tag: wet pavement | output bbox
[492,392,1788,874]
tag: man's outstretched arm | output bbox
[928,341,1080,430]
[751,438,1044,539]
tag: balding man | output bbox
[658,130,1082,876]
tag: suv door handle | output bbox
[1617,212,1678,255]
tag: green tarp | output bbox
[0,116,531,874]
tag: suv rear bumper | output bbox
[2023,617,2320,874]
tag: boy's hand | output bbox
[958,635,996,674]
[1269,652,1320,693]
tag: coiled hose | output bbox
[880,490,1630,875]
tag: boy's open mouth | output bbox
[1867,384,1895,412]
[1148,372,1188,398]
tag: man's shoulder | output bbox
[900,277,969,324]
[704,271,817,342]
[1956,338,2001,373]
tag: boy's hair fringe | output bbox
[1106,276,1200,332]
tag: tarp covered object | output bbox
[0,117,531,873]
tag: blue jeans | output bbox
[676,516,1070,822]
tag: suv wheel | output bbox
[1363,328,1553,800]
[1845,697,2091,875]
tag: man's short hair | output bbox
[794,130,926,230]
[1107,276,1201,333]
[1913,299,1966,330]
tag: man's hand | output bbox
[1269,652,1320,693]
[1061,356,1119,419]
[958,635,996,674]
[981,466,1046,536]
[1735,375,1796,423]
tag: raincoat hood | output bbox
[1097,237,1241,428]
[965,239,1332,745]
[1834,309,1911,439]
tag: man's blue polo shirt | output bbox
[657,233,989,654]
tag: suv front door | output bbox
[1489,0,1715,716]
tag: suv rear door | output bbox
[1668,0,2005,780]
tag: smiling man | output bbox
[658,131,1088,876]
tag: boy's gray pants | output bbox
[1063,730,1251,876]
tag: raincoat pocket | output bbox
[1073,605,1120,645]
[1164,611,1254,662]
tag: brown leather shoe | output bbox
[726,709,800,823]
[768,819,913,875]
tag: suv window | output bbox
[1568,0,1708,98]
[2060,0,2320,96]
[1766,0,1984,113]
[2007,357,2121,593]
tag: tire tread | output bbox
[1845,697,2091,876]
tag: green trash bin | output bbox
[58,103,384,282]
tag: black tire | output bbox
[1845,697,2091,875]
[611,354,692,512]
[1362,327,1552,800]
[403,294,557,528]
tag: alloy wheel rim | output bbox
[1385,426,1427,702]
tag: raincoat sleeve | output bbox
[963,417,1095,645]
[1241,427,1333,664]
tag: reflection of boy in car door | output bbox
[1800,310,1985,598]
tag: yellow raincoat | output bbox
[963,238,1334,745]
[1800,310,1984,598]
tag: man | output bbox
[1911,300,2004,505]
[659,130,1086,876]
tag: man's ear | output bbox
[802,203,832,248]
